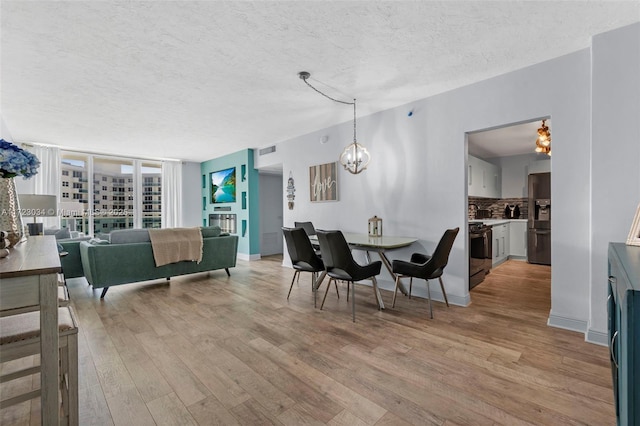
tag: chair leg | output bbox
[287,271,298,299]
[351,280,356,322]
[346,282,349,302]
[439,277,449,307]
[335,281,340,299]
[392,276,401,308]
[409,277,413,299]
[426,279,433,319]
[320,278,334,310]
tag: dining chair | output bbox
[282,227,331,306]
[315,230,382,322]
[391,227,459,319]
[294,221,321,254]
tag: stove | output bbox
[469,223,492,289]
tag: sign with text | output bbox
[309,162,338,202]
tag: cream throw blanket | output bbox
[148,228,203,267]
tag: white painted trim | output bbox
[547,310,587,333]
[586,329,608,347]
[237,253,261,261]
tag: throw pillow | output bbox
[200,226,222,238]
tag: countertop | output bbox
[469,219,528,226]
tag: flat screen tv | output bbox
[210,167,236,203]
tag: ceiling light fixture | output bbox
[298,71,370,174]
[535,119,551,156]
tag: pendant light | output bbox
[298,71,371,174]
[535,119,551,156]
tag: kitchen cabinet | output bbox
[492,223,509,266]
[608,243,640,426]
[468,155,500,198]
[509,221,527,259]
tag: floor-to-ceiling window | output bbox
[60,152,162,235]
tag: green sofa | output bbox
[59,239,91,279]
[78,228,239,298]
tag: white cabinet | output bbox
[509,221,527,259]
[468,155,500,198]
[492,223,509,266]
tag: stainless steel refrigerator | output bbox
[528,172,551,265]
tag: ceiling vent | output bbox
[259,146,276,155]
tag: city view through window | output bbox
[60,153,162,235]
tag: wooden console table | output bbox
[0,236,61,425]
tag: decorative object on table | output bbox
[0,140,40,248]
[286,171,295,210]
[309,162,338,202]
[298,71,371,174]
[626,203,640,246]
[368,215,383,237]
[17,194,58,236]
[534,119,551,156]
[0,230,9,250]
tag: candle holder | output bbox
[368,215,382,237]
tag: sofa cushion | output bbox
[109,229,150,244]
[44,228,71,240]
[200,226,222,238]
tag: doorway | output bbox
[258,169,284,256]
[466,119,552,307]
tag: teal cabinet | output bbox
[608,243,640,426]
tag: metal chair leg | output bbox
[439,277,449,307]
[426,279,433,319]
[287,271,299,299]
[351,280,356,322]
[346,282,349,302]
[409,277,413,299]
[320,278,333,310]
[335,281,340,299]
[392,275,401,308]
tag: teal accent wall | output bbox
[201,149,260,257]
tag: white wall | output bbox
[590,23,640,343]
[256,33,612,333]
[181,161,203,227]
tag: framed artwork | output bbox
[309,162,338,202]
[626,203,640,246]
[210,167,236,203]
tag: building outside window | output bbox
[60,152,162,235]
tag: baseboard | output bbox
[547,311,587,334]
[586,329,608,347]
[237,253,261,261]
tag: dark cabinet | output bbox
[608,243,640,426]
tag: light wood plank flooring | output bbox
[1,258,614,425]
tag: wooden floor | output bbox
[1,258,614,425]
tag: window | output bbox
[61,152,162,235]
[62,181,69,187]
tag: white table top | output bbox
[311,233,417,250]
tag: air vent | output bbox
[259,146,276,155]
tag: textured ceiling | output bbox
[1,1,638,162]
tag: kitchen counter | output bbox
[469,219,527,226]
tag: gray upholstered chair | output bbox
[282,227,328,305]
[391,227,459,318]
[315,230,382,322]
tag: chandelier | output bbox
[535,119,551,156]
[298,71,371,174]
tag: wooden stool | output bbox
[0,306,79,425]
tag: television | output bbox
[210,167,236,203]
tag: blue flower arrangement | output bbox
[0,139,40,179]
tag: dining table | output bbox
[310,232,418,309]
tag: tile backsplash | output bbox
[468,197,528,220]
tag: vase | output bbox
[0,177,24,248]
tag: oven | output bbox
[469,224,492,289]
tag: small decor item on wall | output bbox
[368,215,382,237]
[0,139,40,248]
[626,203,640,246]
[286,172,296,210]
[309,162,338,202]
[210,166,236,204]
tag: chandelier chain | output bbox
[300,76,357,144]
